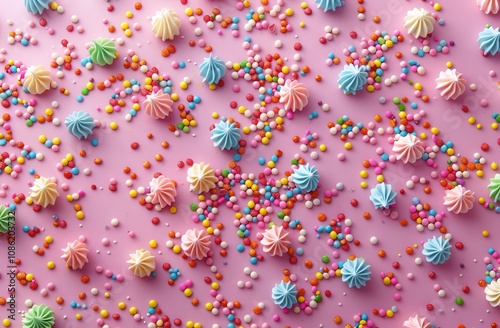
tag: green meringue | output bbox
[488,173,500,202]
[0,205,12,234]
[89,37,117,66]
[22,304,55,328]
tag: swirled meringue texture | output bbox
[127,249,156,277]
[290,163,320,192]
[315,0,344,12]
[152,8,181,41]
[65,111,95,139]
[485,279,500,307]
[279,79,310,112]
[403,8,435,38]
[341,258,371,288]
[338,64,368,95]
[187,162,218,193]
[403,315,432,328]
[369,182,396,209]
[200,53,226,85]
[272,281,297,309]
[29,176,59,208]
[22,65,53,94]
[143,89,173,119]
[22,304,55,328]
[443,185,475,214]
[392,133,425,164]
[61,240,89,270]
[477,0,500,14]
[422,235,451,265]
[24,0,50,15]
[88,37,117,66]
[488,173,500,202]
[478,26,500,55]
[210,120,241,150]
[181,228,212,260]
[260,225,291,256]
[0,205,12,234]
[435,68,466,100]
[148,175,176,209]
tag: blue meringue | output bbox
[341,258,371,288]
[422,236,451,265]
[200,53,226,85]
[65,111,95,140]
[291,163,320,192]
[478,26,500,56]
[369,182,397,209]
[210,120,241,150]
[272,281,297,309]
[24,0,50,15]
[338,64,368,95]
[316,0,345,12]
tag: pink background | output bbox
[1,0,500,327]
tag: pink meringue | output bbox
[181,228,211,260]
[260,225,291,256]
[147,175,176,209]
[435,69,466,100]
[392,134,425,164]
[279,79,309,112]
[403,315,431,328]
[61,240,89,270]
[443,185,475,214]
[143,89,173,119]
[477,0,499,14]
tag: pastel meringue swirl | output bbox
[29,176,59,208]
[392,133,425,164]
[200,53,226,85]
[61,240,89,270]
[485,279,500,307]
[89,37,117,66]
[22,65,53,94]
[272,281,297,309]
[369,182,396,209]
[65,111,95,139]
[403,314,432,328]
[152,8,181,41]
[187,162,218,193]
[422,236,451,265]
[210,120,241,150]
[315,0,345,12]
[477,0,500,14]
[127,250,156,277]
[488,173,500,202]
[24,0,50,15]
[290,163,320,192]
[143,89,174,120]
[443,185,475,214]
[181,228,212,260]
[435,68,466,100]
[478,26,500,55]
[341,258,371,288]
[22,304,55,328]
[403,8,436,38]
[338,64,368,95]
[0,205,12,234]
[279,79,310,112]
[148,175,177,209]
[260,225,291,256]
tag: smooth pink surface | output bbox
[1,0,500,327]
